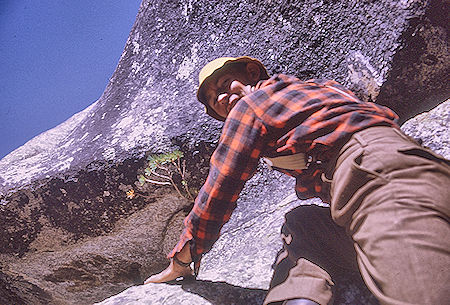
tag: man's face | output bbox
[202,66,254,119]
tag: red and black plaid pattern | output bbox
[169,74,399,262]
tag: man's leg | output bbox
[264,205,359,305]
[331,127,450,305]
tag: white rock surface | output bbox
[401,99,449,158]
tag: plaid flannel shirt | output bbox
[169,74,399,262]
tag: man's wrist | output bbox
[173,253,191,267]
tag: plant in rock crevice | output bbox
[127,150,194,202]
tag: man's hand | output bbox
[144,241,198,284]
[144,259,193,283]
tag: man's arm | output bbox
[145,101,268,283]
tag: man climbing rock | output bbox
[145,56,450,305]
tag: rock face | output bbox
[97,99,450,305]
[401,99,450,157]
[0,1,448,304]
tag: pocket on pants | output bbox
[397,146,450,166]
[339,150,389,201]
[351,151,389,180]
[331,150,389,226]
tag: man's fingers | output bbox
[194,260,201,277]
[144,272,169,284]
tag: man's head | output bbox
[197,57,269,121]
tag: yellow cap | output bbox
[198,57,238,89]
[196,56,269,121]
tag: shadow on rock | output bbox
[165,273,380,305]
[168,278,267,305]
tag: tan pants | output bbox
[264,127,450,305]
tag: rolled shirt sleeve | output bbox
[168,101,268,262]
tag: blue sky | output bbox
[0,0,141,159]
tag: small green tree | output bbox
[132,150,194,201]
